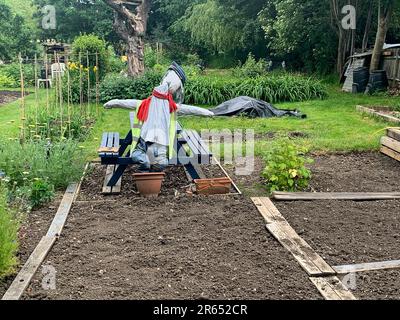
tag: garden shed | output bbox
[342,43,400,92]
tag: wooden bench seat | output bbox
[98,132,120,157]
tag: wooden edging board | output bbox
[310,276,357,300]
[333,260,400,274]
[1,164,88,301]
[251,197,357,301]
[356,105,400,124]
[251,197,335,277]
[272,191,400,201]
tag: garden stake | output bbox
[86,51,90,120]
[18,53,26,143]
[34,54,39,137]
[95,52,100,117]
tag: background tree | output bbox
[370,0,395,71]
[103,0,151,76]
[33,0,119,44]
[0,2,36,61]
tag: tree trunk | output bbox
[362,0,373,52]
[370,0,395,71]
[331,0,350,75]
[104,0,150,77]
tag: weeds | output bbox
[0,185,19,279]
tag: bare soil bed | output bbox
[274,152,400,299]
[23,164,321,300]
[0,91,23,106]
[340,270,400,300]
[0,198,61,297]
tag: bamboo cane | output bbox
[86,51,90,119]
[95,52,99,117]
[18,53,26,143]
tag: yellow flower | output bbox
[289,169,298,178]
[121,56,128,62]
[93,66,98,73]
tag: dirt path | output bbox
[23,165,321,300]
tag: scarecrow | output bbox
[131,62,187,172]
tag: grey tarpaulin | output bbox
[210,96,306,118]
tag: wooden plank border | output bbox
[1,237,56,301]
[252,197,335,276]
[272,191,400,201]
[2,163,88,301]
[310,276,357,300]
[333,260,400,274]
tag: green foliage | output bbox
[0,74,16,88]
[233,53,269,78]
[29,179,55,209]
[0,2,37,61]
[0,63,36,87]
[99,71,163,103]
[185,74,328,105]
[33,0,118,45]
[25,105,95,142]
[0,185,19,279]
[262,138,313,193]
[144,45,169,69]
[71,34,109,80]
[107,46,126,74]
[0,139,86,208]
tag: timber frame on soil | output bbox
[2,154,400,300]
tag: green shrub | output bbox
[0,139,86,208]
[233,53,269,78]
[108,46,126,74]
[0,63,35,87]
[144,45,169,69]
[99,71,162,102]
[0,185,19,279]
[262,138,313,193]
[29,179,55,209]
[71,34,109,80]
[0,73,17,87]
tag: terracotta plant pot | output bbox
[133,172,166,198]
[194,177,232,195]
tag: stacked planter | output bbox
[381,128,400,162]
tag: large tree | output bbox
[370,0,395,71]
[33,0,118,44]
[103,0,151,76]
[0,2,36,61]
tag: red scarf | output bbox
[136,90,178,122]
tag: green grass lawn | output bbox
[1,85,400,159]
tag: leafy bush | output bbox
[99,71,162,102]
[0,73,16,87]
[233,53,269,78]
[29,179,55,209]
[0,185,19,278]
[0,63,35,87]
[185,74,328,105]
[262,139,313,193]
[108,46,126,74]
[0,139,86,208]
[144,45,169,69]
[71,34,109,80]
